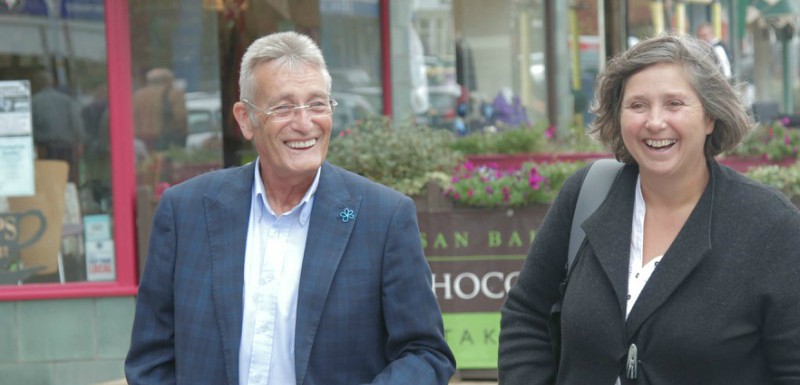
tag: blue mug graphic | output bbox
[0,209,47,271]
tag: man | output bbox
[125,31,456,385]
[132,67,188,152]
[30,70,85,183]
[696,23,732,80]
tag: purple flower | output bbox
[782,117,791,126]
[451,175,460,183]
[464,161,475,171]
[502,186,510,202]
[785,134,791,146]
[485,185,494,194]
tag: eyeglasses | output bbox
[242,98,338,122]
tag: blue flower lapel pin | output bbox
[339,208,355,223]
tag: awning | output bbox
[738,0,800,38]
[755,0,800,18]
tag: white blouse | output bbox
[615,176,663,385]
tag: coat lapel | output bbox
[294,163,360,385]
[582,165,638,315]
[206,163,254,385]
[625,164,715,340]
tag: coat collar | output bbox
[582,161,718,341]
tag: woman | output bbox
[498,34,800,384]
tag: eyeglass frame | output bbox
[241,97,338,122]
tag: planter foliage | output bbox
[441,161,585,207]
[733,120,800,161]
[746,161,800,200]
[327,116,463,196]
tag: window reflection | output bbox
[0,0,111,285]
[404,1,546,135]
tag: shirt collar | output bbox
[252,159,320,227]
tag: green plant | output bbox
[441,160,586,207]
[451,121,606,155]
[451,122,548,155]
[327,116,463,196]
[746,161,800,200]
[734,120,800,161]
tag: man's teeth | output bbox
[287,139,316,149]
[646,139,676,148]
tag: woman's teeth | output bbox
[645,139,676,148]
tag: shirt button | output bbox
[627,294,631,300]
[635,273,640,278]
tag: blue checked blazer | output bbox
[125,161,456,385]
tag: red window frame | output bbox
[0,1,138,301]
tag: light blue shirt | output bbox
[238,160,319,385]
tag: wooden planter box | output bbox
[413,181,550,371]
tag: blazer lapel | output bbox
[206,163,254,385]
[583,165,638,315]
[625,165,715,340]
[294,163,361,385]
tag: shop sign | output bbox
[418,204,549,369]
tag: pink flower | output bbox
[453,192,461,200]
[785,134,791,146]
[545,125,557,139]
[782,117,791,126]
[467,188,474,198]
[451,175,460,183]
[464,161,475,171]
[485,185,493,194]
[502,186,510,202]
[528,168,545,189]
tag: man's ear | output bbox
[233,102,255,140]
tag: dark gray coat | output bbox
[499,161,800,385]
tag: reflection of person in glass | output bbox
[132,68,188,152]
[126,32,455,385]
[30,70,85,183]
[499,34,800,384]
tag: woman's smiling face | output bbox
[620,62,714,180]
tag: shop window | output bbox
[0,0,138,298]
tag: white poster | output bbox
[0,80,34,197]
[84,214,116,281]
[85,239,116,281]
